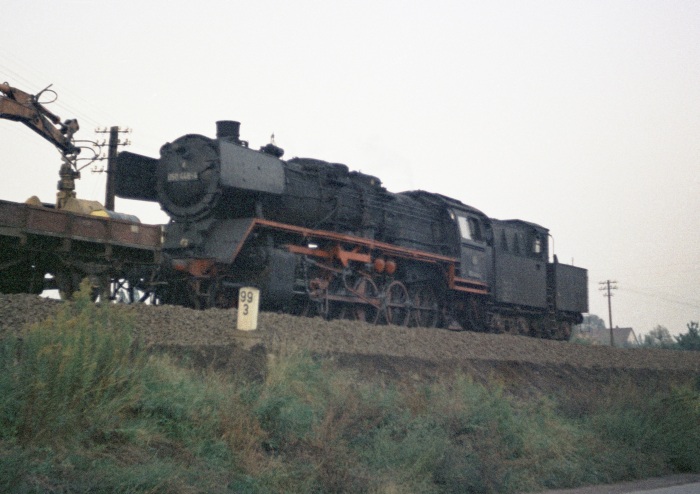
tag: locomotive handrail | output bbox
[252,217,490,295]
[253,217,459,264]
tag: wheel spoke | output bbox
[410,284,439,327]
[384,281,410,326]
[350,277,380,323]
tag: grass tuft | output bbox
[0,279,145,447]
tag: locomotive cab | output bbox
[451,209,493,283]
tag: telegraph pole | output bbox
[95,126,130,210]
[599,280,618,346]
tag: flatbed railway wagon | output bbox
[0,199,161,300]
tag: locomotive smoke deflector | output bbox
[218,128,286,195]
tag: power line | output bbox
[0,56,123,131]
[0,61,162,160]
[612,261,699,271]
[619,286,700,309]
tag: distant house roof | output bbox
[575,326,639,347]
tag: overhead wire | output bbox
[0,57,117,203]
[0,53,117,130]
[0,54,169,162]
[598,260,699,292]
[7,51,166,139]
[614,261,699,272]
[617,286,700,310]
[0,54,148,188]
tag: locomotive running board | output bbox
[223,217,490,295]
[253,218,456,264]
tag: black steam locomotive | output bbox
[116,121,587,339]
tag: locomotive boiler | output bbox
[116,121,588,339]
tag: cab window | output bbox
[458,216,470,240]
[533,235,542,254]
[458,216,482,242]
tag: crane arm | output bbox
[0,82,79,155]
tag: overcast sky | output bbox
[1,0,698,336]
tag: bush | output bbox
[253,353,331,453]
[676,322,700,351]
[418,376,597,493]
[0,280,146,446]
[589,384,700,478]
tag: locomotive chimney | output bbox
[216,120,242,144]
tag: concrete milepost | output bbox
[237,287,260,331]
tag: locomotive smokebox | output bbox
[216,120,241,143]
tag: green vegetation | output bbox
[643,325,677,349]
[1,285,699,493]
[675,321,700,351]
[642,322,700,351]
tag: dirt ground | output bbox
[2,293,699,396]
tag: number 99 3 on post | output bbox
[237,287,260,331]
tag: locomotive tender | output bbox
[117,120,588,339]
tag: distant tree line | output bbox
[643,321,700,351]
[575,316,700,351]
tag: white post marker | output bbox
[237,287,260,331]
